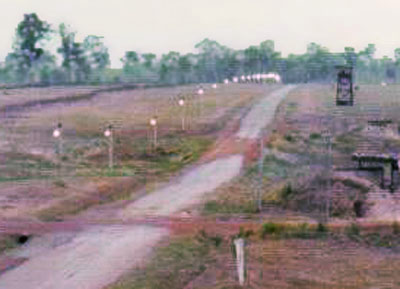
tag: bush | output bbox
[284,134,295,142]
[346,223,361,241]
[309,133,321,140]
[316,223,328,233]
[260,222,284,239]
[393,221,400,235]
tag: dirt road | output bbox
[0,85,296,289]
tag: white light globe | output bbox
[53,129,61,138]
[224,79,229,84]
[178,99,185,106]
[198,88,204,95]
[150,118,157,126]
[212,83,217,89]
[104,129,111,137]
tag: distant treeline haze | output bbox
[0,13,398,85]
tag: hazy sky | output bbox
[0,0,399,68]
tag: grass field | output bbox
[201,83,400,222]
[4,83,400,288]
[0,83,279,222]
[107,223,400,289]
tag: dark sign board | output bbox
[336,65,353,106]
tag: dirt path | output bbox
[0,85,296,289]
[1,225,167,289]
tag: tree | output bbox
[57,23,76,82]
[83,35,110,82]
[12,13,51,82]
[142,53,156,69]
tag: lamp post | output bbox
[257,130,264,212]
[322,129,332,223]
[197,87,204,117]
[53,122,62,155]
[53,122,62,178]
[212,83,217,89]
[178,98,185,130]
[104,125,113,170]
[224,79,229,84]
[150,116,158,148]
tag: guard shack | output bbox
[352,153,399,192]
[336,65,354,106]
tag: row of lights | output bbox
[53,74,277,140]
[51,77,270,168]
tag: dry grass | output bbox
[106,223,400,289]
[0,84,278,221]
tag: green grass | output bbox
[107,235,219,289]
[0,235,18,254]
[333,133,361,154]
[341,178,370,194]
[203,199,258,215]
[260,222,328,240]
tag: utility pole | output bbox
[323,129,332,223]
[257,131,264,212]
[104,125,113,170]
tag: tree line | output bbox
[0,13,399,85]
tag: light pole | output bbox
[53,122,62,178]
[197,87,204,117]
[178,98,185,130]
[150,116,158,148]
[257,131,264,212]
[322,129,332,223]
[224,78,229,84]
[53,122,62,155]
[104,125,113,170]
[212,83,217,89]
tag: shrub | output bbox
[393,221,400,235]
[284,134,295,142]
[260,222,284,239]
[316,223,328,233]
[309,133,321,140]
[346,223,361,241]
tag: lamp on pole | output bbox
[178,98,185,130]
[150,116,158,148]
[256,130,264,212]
[52,122,62,178]
[322,129,332,223]
[53,122,62,155]
[104,125,113,170]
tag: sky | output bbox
[0,0,400,68]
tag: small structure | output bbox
[336,65,354,106]
[352,153,399,191]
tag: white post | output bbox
[234,238,246,286]
[109,134,113,170]
[154,125,157,148]
[257,130,264,212]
